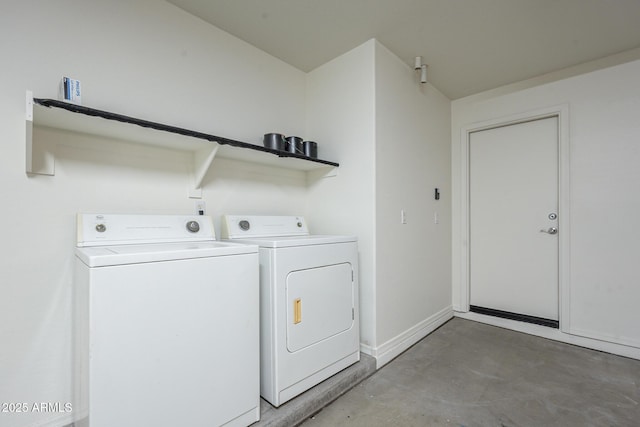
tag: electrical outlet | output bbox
[195,201,206,216]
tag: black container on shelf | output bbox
[303,141,318,158]
[285,136,304,154]
[263,133,286,151]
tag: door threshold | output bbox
[469,305,559,329]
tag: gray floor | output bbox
[301,318,640,427]
[255,353,376,427]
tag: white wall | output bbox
[452,58,640,352]
[1,3,455,425]
[0,2,309,427]
[306,40,453,366]
[305,40,377,348]
[373,43,452,363]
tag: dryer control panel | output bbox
[221,215,308,239]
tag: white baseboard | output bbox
[359,342,374,357]
[455,311,640,360]
[360,306,454,369]
[567,325,640,349]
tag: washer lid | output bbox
[75,241,258,267]
[225,234,357,248]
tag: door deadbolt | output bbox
[548,213,557,220]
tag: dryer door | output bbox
[286,262,354,353]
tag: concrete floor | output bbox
[254,353,376,427]
[302,318,640,427]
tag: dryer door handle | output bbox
[293,298,302,324]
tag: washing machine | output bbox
[221,215,360,407]
[73,214,260,427]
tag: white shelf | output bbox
[25,91,338,197]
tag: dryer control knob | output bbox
[95,224,106,233]
[186,220,200,233]
[239,220,250,231]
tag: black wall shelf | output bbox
[26,91,338,197]
[33,98,339,168]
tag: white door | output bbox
[469,116,559,323]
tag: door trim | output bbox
[456,105,571,332]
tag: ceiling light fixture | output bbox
[414,56,422,70]
[420,64,428,84]
[414,56,428,84]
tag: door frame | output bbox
[456,105,571,332]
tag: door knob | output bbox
[540,227,558,235]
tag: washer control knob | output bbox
[95,224,106,233]
[239,220,250,231]
[186,220,200,233]
[297,222,303,228]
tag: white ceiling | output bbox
[166,0,640,99]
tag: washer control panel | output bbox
[77,214,215,247]
[186,220,200,233]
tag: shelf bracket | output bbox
[25,90,55,176]
[189,143,219,198]
[26,90,34,173]
[307,165,338,183]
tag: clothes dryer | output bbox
[221,215,359,407]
